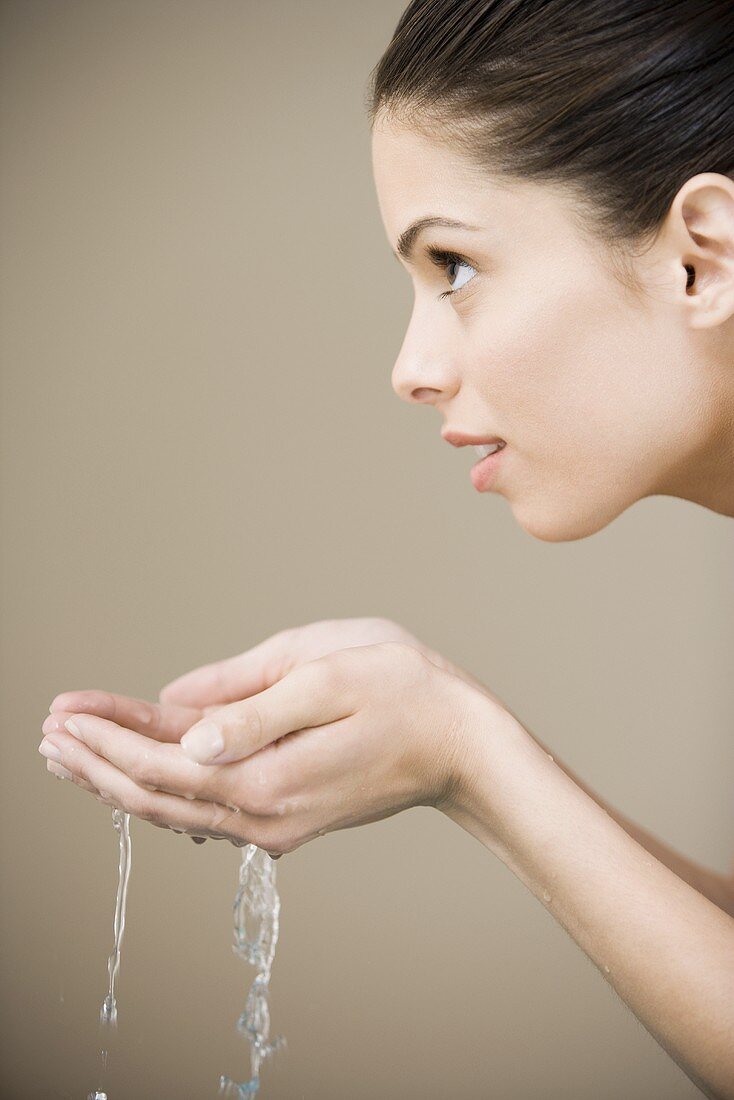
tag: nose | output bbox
[390,301,460,406]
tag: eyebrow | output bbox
[394,216,482,264]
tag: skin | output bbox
[39,118,734,1096]
[371,113,734,538]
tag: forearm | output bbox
[458,668,733,916]
[445,711,734,1100]
[522,723,734,917]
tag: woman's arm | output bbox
[553,760,734,918]
[520,723,734,918]
[454,666,734,917]
[443,713,734,1100]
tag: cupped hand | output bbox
[41,642,504,858]
[156,616,512,715]
[43,691,218,844]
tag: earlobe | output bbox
[674,172,734,328]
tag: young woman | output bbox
[39,2,734,1096]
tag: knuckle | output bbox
[140,702,162,736]
[242,784,277,818]
[126,756,149,785]
[315,652,350,692]
[83,689,117,717]
[101,690,122,722]
[236,762,287,817]
[379,639,423,669]
[239,704,264,749]
[260,639,291,685]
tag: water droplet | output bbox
[184,791,196,800]
[100,995,117,1025]
[542,890,552,902]
[604,965,610,974]
[546,754,554,762]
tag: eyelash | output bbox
[426,246,477,300]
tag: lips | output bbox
[442,429,506,448]
[470,443,506,491]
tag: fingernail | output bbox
[39,737,62,762]
[47,760,73,780]
[64,718,81,736]
[181,721,223,763]
[42,714,65,735]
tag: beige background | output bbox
[1,2,732,1098]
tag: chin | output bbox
[509,495,629,543]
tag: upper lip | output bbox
[441,429,506,448]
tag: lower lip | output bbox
[470,445,506,491]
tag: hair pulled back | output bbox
[366,0,734,264]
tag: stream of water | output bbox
[218,844,286,1097]
[85,814,284,1098]
[88,807,132,1100]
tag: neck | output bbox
[659,377,734,519]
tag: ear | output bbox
[667,172,734,329]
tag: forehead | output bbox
[371,119,487,233]
[370,115,578,254]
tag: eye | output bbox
[426,247,478,300]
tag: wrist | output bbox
[438,693,555,861]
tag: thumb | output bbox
[158,634,289,708]
[179,655,349,764]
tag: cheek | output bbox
[484,265,683,446]
[468,270,681,539]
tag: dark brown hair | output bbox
[365,0,733,281]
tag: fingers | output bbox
[158,632,290,708]
[44,713,240,805]
[38,728,245,836]
[46,757,99,793]
[48,690,201,744]
[179,651,357,764]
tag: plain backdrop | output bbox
[1,2,732,1098]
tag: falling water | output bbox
[88,808,132,1100]
[84,812,283,1098]
[218,844,286,1097]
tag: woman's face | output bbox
[370,115,708,541]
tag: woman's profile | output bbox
[39,2,734,1097]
